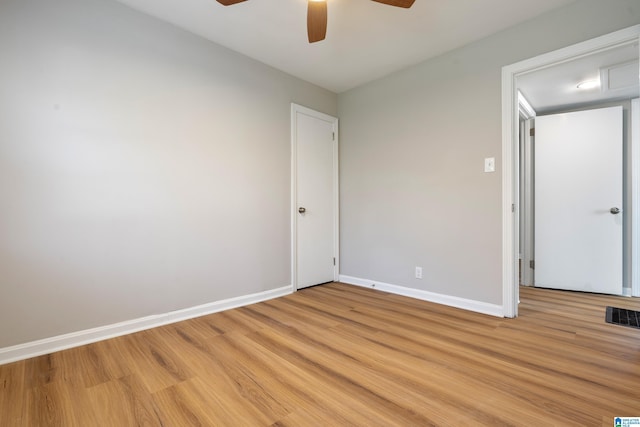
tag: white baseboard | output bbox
[339,275,504,317]
[0,285,293,366]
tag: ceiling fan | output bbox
[216,0,415,43]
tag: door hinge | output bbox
[333,257,336,266]
[529,260,535,269]
[512,204,515,213]
[529,127,535,137]
[332,132,335,141]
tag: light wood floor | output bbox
[1,283,639,426]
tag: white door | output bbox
[535,106,623,294]
[292,104,338,290]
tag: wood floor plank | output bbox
[25,377,93,427]
[1,283,639,425]
[159,327,291,424]
[85,374,162,426]
[248,327,444,426]
[55,340,131,389]
[112,329,194,394]
[226,330,408,427]
[0,360,26,425]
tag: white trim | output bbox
[633,98,640,296]
[291,103,340,290]
[518,91,536,119]
[333,119,340,282]
[339,275,504,318]
[0,285,292,366]
[502,25,640,314]
[521,118,535,288]
[291,106,298,291]
[502,64,518,317]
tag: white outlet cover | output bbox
[484,157,496,173]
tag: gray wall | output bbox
[338,0,640,305]
[0,0,336,348]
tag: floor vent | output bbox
[606,306,640,329]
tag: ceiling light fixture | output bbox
[576,79,600,90]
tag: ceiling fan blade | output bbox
[216,0,247,5]
[307,1,327,43]
[371,0,415,8]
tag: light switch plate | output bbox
[484,157,496,173]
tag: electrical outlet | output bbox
[415,266,423,279]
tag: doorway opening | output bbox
[502,25,640,317]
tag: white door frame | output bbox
[633,98,640,297]
[518,91,536,289]
[291,103,340,291]
[501,25,640,317]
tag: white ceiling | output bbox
[113,0,577,93]
[518,41,639,114]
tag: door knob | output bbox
[610,207,620,214]
[298,207,306,214]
